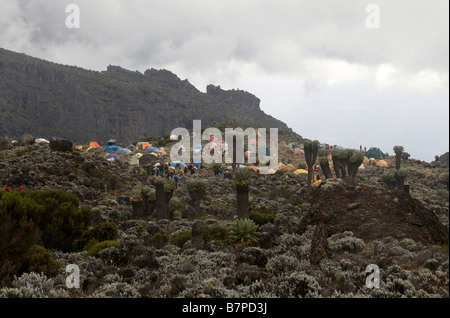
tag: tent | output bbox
[247,166,260,174]
[105,145,121,152]
[365,147,385,159]
[105,153,121,161]
[128,155,140,166]
[285,164,296,171]
[156,150,167,156]
[89,141,100,148]
[363,156,370,165]
[136,142,151,149]
[107,139,117,146]
[145,147,160,153]
[376,160,388,167]
[294,169,308,175]
[249,139,257,145]
[118,148,132,154]
[170,161,186,169]
[227,164,246,169]
[193,144,203,150]
[35,138,50,144]
[209,136,218,141]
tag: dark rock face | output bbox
[50,137,73,152]
[0,48,299,145]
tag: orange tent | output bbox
[142,144,152,150]
[89,142,100,148]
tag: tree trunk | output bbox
[396,175,406,191]
[319,161,333,179]
[332,156,341,178]
[189,190,206,218]
[310,222,328,266]
[132,199,146,219]
[395,153,401,170]
[155,183,167,220]
[163,190,174,220]
[236,184,249,219]
[340,158,348,179]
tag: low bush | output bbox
[87,240,118,257]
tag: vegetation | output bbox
[303,139,320,190]
[21,245,62,277]
[394,146,405,170]
[230,219,260,245]
[87,240,118,257]
[233,168,253,219]
[348,152,365,182]
[0,190,92,284]
[250,210,276,226]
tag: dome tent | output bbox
[365,147,386,160]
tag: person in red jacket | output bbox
[4,186,11,192]
[19,185,25,192]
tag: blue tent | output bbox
[105,145,121,152]
[105,153,121,161]
[145,147,160,153]
[117,148,132,154]
[170,161,186,169]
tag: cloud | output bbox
[0,0,448,161]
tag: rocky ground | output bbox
[0,137,448,298]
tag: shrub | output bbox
[87,240,118,257]
[202,225,229,245]
[21,245,62,277]
[297,162,307,170]
[230,219,260,245]
[186,178,209,192]
[73,222,118,251]
[233,168,253,186]
[171,230,192,248]
[249,210,276,226]
[169,197,184,213]
[148,231,170,248]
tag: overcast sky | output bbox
[1,0,448,162]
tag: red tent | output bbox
[89,141,100,148]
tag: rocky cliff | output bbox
[0,48,299,144]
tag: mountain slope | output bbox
[0,48,299,144]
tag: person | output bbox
[19,185,25,192]
[360,145,363,151]
[155,165,160,176]
[4,186,11,192]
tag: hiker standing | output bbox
[19,185,25,192]
[4,186,11,192]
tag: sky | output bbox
[0,0,448,162]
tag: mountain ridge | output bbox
[0,48,300,144]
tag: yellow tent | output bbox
[376,160,388,167]
[313,179,323,187]
[363,156,370,165]
[369,158,377,165]
[267,169,276,174]
[294,169,308,175]
[286,164,296,171]
[277,163,287,170]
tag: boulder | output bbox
[0,137,14,150]
[18,133,34,146]
[50,137,73,152]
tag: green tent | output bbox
[365,147,385,159]
[128,155,140,166]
